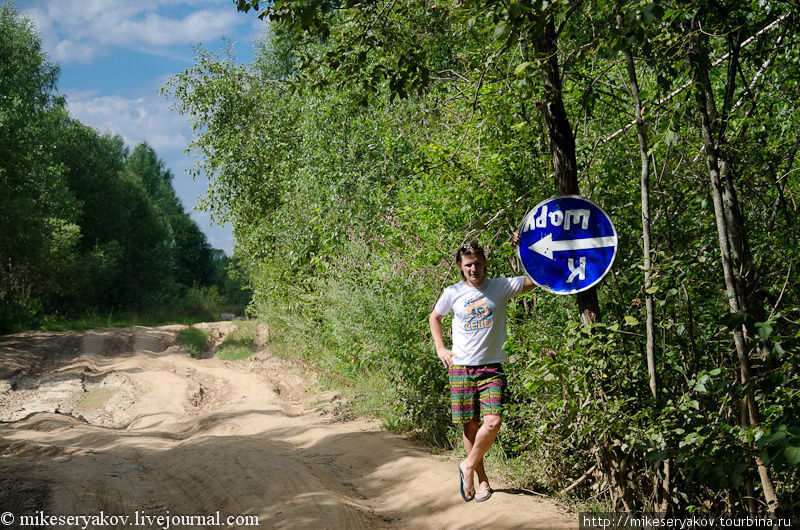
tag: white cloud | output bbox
[118,10,240,47]
[20,0,240,254]
[64,90,189,153]
[64,88,233,253]
[23,0,246,64]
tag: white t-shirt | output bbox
[434,276,526,366]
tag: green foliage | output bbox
[177,326,211,358]
[0,4,248,332]
[39,308,212,332]
[177,286,226,322]
[172,0,800,512]
[216,321,257,361]
[0,2,76,331]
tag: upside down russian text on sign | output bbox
[517,195,618,295]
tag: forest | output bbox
[0,4,247,333]
[163,0,800,513]
[4,0,799,516]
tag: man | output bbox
[429,241,533,502]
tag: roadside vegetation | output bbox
[177,326,212,358]
[0,3,250,334]
[216,321,258,361]
[164,0,800,514]
[177,321,257,360]
[4,0,796,515]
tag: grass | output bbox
[323,370,391,417]
[177,326,211,358]
[264,329,420,437]
[216,320,258,361]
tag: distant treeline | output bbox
[0,4,248,332]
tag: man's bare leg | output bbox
[459,415,501,498]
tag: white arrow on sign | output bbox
[529,233,617,260]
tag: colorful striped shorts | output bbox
[449,364,506,424]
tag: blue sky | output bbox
[21,0,265,255]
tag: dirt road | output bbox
[0,323,574,529]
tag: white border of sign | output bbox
[516,194,618,295]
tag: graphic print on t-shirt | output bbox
[463,296,493,332]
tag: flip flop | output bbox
[475,486,493,502]
[458,462,474,502]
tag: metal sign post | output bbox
[518,195,618,295]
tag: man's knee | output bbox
[483,414,502,432]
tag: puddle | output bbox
[0,371,136,428]
[76,387,117,414]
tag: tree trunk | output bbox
[535,14,600,325]
[686,18,779,511]
[697,23,773,360]
[616,5,666,510]
[615,9,657,401]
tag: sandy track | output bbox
[0,324,574,529]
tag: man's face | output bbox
[459,254,485,287]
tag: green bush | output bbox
[179,285,225,321]
[217,321,257,360]
[177,326,211,358]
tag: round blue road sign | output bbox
[517,195,618,295]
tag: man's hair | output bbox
[456,241,486,266]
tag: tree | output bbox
[0,3,78,330]
[234,0,604,323]
[124,143,183,217]
[681,3,788,510]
